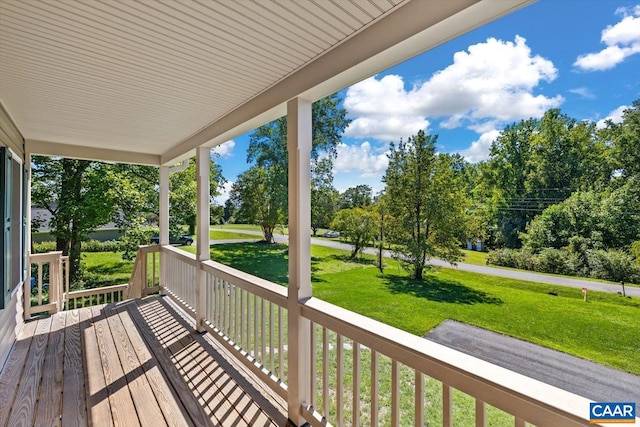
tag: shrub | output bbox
[588,250,640,283]
[82,239,122,252]
[514,250,537,271]
[537,248,572,275]
[33,241,57,253]
[486,248,527,268]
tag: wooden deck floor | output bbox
[0,295,289,427]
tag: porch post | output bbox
[24,152,32,320]
[287,97,312,425]
[195,147,210,332]
[159,166,169,296]
[159,166,170,246]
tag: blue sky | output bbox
[212,0,640,203]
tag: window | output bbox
[1,146,23,309]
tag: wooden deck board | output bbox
[8,316,52,427]
[128,299,213,427]
[0,296,289,427]
[61,309,87,427]
[90,305,140,427]
[0,320,37,424]
[113,303,193,427]
[103,304,167,427]
[34,311,66,426]
[81,305,114,426]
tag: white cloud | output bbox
[459,129,501,163]
[568,87,595,99]
[344,36,562,141]
[574,6,640,71]
[211,139,235,158]
[214,180,233,205]
[596,105,629,129]
[334,142,389,178]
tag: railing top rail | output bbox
[161,245,197,266]
[202,259,288,307]
[29,251,63,263]
[301,296,594,427]
[67,283,129,299]
[138,244,161,254]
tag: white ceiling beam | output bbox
[26,139,160,165]
[160,0,533,165]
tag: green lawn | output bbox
[81,251,134,288]
[83,242,640,374]
[461,249,489,265]
[188,242,640,375]
[208,229,259,240]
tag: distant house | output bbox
[31,205,121,242]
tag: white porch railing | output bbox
[25,251,67,318]
[158,245,605,427]
[161,245,290,398]
[26,245,161,317]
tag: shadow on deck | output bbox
[0,295,289,427]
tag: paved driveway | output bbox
[426,320,640,406]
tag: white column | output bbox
[159,166,169,245]
[286,97,312,425]
[195,147,210,332]
[24,152,32,320]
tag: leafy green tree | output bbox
[383,130,467,280]
[169,157,224,235]
[311,158,339,236]
[485,109,613,248]
[32,157,125,281]
[330,207,377,259]
[229,166,284,243]
[603,99,640,178]
[522,177,640,251]
[242,94,350,241]
[338,184,373,210]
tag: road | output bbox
[426,320,640,406]
[211,228,640,297]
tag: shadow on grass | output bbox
[210,242,321,286]
[85,260,132,276]
[383,273,503,305]
[327,253,378,266]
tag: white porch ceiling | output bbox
[0,0,533,165]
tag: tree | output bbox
[311,158,338,236]
[485,109,613,248]
[604,99,640,178]
[242,93,350,241]
[339,184,373,210]
[373,193,393,273]
[169,156,224,235]
[330,207,377,259]
[229,166,284,243]
[32,157,125,281]
[521,177,640,252]
[383,131,467,280]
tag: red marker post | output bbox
[582,287,587,302]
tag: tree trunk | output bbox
[69,224,82,283]
[56,237,68,254]
[263,225,274,244]
[414,264,423,280]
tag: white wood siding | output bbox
[0,100,24,372]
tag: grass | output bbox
[188,242,640,376]
[208,229,259,240]
[461,249,489,265]
[82,242,640,374]
[84,242,638,425]
[82,251,134,288]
